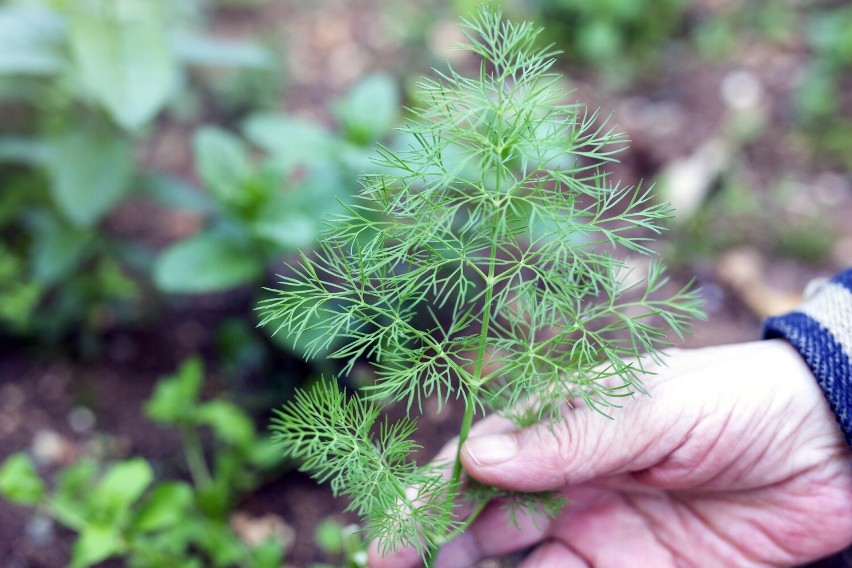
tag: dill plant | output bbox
[260,7,703,564]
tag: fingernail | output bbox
[465,434,518,466]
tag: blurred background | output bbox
[0,0,850,566]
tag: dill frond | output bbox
[262,5,704,560]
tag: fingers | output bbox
[546,485,677,566]
[433,501,551,567]
[518,542,589,568]
[367,540,421,568]
[458,340,836,495]
[460,392,689,492]
[433,413,519,466]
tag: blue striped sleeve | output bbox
[763,269,852,445]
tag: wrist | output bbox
[763,270,852,445]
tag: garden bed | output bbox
[1,0,851,566]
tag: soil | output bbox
[2,1,852,567]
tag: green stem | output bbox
[45,496,89,531]
[425,547,439,568]
[426,214,500,566]
[429,81,507,567]
[424,471,493,568]
[181,425,213,488]
[443,499,491,542]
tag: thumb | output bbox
[460,399,687,492]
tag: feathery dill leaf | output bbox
[261,5,704,560]
[464,479,567,530]
[270,381,458,555]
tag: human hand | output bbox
[368,340,852,567]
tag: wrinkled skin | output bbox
[369,341,852,568]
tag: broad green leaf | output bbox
[69,0,177,130]
[0,174,36,226]
[91,458,154,521]
[0,453,45,505]
[246,437,283,470]
[189,517,246,566]
[314,519,344,554]
[129,531,201,567]
[0,274,40,331]
[172,32,272,68]
[334,73,399,145]
[243,114,338,171]
[145,357,204,424]
[154,232,264,293]
[95,258,139,300]
[47,130,134,227]
[53,459,99,530]
[132,481,194,533]
[196,400,256,448]
[0,6,65,75]
[193,127,251,208]
[577,21,621,61]
[251,538,285,568]
[253,168,349,250]
[137,172,215,214]
[337,142,380,176]
[194,481,230,520]
[252,202,317,250]
[71,524,121,568]
[0,137,51,165]
[27,211,94,285]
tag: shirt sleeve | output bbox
[763,269,852,445]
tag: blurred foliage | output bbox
[0,0,273,347]
[312,519,368,568]
[795,3,852,169]
[153,73,400,359]
[0,357,285,568]
[688,0,852,168]
[151,74,399,292]
[667,177,836,267]
[690,0,799,58]
[2,0,844,353]
[512,0,690,87]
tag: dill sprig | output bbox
[261,6,704,562]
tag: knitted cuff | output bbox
[763,269,852,446]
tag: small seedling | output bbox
[261,7,702,564]
[0,357,285,568]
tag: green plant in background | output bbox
[313,518,368,568]
[0,0,272,129]
[795,4,852,169]
[0,357,285,568]
[262,8,702,563]
[691,0,799,59]
[797,4,852,120]
[0,0,271,344]
[153,73,400,367]
[521,0,689,87]
[684,0,852,169]
[153,72,399,296]
[667,176,836,267]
